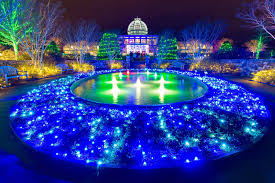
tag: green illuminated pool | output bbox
[71,71,208,105]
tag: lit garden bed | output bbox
[10,69,270,169]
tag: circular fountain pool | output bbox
[71,71,208,106]
[10,69,270,169]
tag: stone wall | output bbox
[0,60,32,67]
[217,59,275,76]
[170,59,275,76]
[2,59,274,77]
[85,60,127,70]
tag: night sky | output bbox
[61,0,260,44]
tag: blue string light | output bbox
[10,69,270,169]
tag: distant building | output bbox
[63,42,99,56]
[63,18,214,58]
[118,18,158,56]
[177,41,214,55]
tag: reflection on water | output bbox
[136,85,141,105]
[135,77,142,105]
[73,72,208,105]
[159,76,165,104]
[112,77,119,103]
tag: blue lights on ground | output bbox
[10,69,270,169]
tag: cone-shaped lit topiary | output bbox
[158,37,178,60]
[219,41,233,53]
[97,33,122,60]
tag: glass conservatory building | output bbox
[118,18,158,56]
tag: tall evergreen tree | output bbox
[158,37,178,61]
[215,41,234,59]
[46,41,61,55]
[219,41,233,53]
[97,32,122,62]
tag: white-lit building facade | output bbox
[118,18,158,56]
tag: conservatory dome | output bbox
[128,18,148,35]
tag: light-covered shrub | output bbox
[0,50,16,60]
[68,62,94,73]
[110,61,123,69]
[16,63,60,78]
[189,61,239,74]
[252,68,275,85]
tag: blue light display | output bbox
[10,69,270,169]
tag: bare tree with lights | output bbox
[0,0,18,24]
[238,0,275,40]
[244,38,267,59]
[180,21,224,62]
[18,0,64,68]
[64,20,99,65]
[0,0,28,59]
